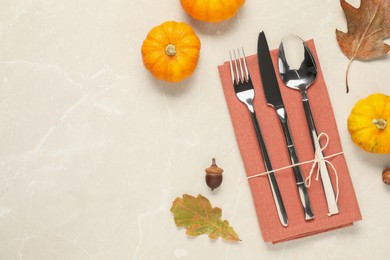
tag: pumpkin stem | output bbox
[165,43,176,56]
[373,118,387,130]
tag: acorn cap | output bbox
[382,168,390,185]
[205,158,223,175]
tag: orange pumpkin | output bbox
[180,0,245,22]
[141,21,201,83]
[347,93,390,154]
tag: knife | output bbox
[257,31,314,220]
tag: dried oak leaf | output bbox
[336,0,390,93]
[170,194,241,242]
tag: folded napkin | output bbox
[218,39,362,243]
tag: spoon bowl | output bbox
[278,35,317,94]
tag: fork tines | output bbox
[229,47,250,85]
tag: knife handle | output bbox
[275,107,315,220]
[249,111,288,227]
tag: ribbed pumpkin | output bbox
[141,21,201,83]
[348,93,390,154]
[180,0,245,23]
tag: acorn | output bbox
[205,158,223,191]
[382,168,390,185]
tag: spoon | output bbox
[278,35,339,216]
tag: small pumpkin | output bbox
[180,0,245,23]
[347,93,390,154]
[141,21,201,83]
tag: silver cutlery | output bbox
[278,35,339,216]
[257,31,314,220]
[229,47,288,227]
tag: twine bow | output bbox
[304,133,341,204]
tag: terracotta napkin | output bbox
[218,39,362,243]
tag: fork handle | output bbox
[275,107,315,220]
[250,111,288,227]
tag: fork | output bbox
[229,48,288,227]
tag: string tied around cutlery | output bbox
[247,132,342,207]
[304,133,340,208]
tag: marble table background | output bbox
[1,0,390,259]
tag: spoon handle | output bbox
[302,94,339,216]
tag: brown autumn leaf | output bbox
[336,0,390,93]
[170,194,241,242]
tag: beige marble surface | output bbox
[1,0,390,259]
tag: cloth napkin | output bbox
[218,39,362,243]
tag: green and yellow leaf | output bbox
[170,194,241,242]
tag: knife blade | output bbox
[257,31,314,220]
[257,33,284,108]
